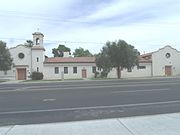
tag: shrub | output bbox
[94,71,100,78]
[31,72,43,80]
[100,71,108,78]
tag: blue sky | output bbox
[0,0,180,56]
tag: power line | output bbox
[1,36,179,47]
[0,37,105,45]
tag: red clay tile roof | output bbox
[44,55,152,64]
[44,57,96,63]
[138,53,152,63]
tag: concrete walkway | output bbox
[0,80,23,84]
[1,113,180,135]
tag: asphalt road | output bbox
[0,78,180,126]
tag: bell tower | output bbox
[32,32,44,47]
[31,32,45,75]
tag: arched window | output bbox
[36,38,40,45]
[37,67,39,72]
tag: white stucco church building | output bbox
[1,32,180,80]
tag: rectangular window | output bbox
[138,66,146,69]
[92,66,96,73]
[54,67,59,74]
[37,67,39,72]
[37,57,39,62]
[64,67,68,74]
[73,67,77,74]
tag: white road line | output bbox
[0,100,180,115]
[43,99,56,102]
[0,82,179,93]
[111,88,170,93]
[0,83,180,93]
[18,80,180,89]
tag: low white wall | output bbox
[122,64,152,78]
[107,63,152,78]
[0,70,16,80]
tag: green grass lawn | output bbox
[0,80,7,83]
[23,79,62,83]
[23,78,84,83]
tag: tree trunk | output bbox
[117,66,121,79]
[4,70,7,75]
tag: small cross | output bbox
[37,28,40,31]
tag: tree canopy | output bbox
[96,40,139,79]
[73,47,93,57]
[95,50,112,78]
[24,40,33,47]
[0,41,13,72]
[52,44,71,57]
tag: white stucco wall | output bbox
[107,63,152,78]
[43,63,96,80]
[122,63,152,78]
[0,70,16,80]
[10,45,31,67]
[8,45,32,80]
[33,33,44,46]
[31,49,44,73]
[0,45,33,80]
[152,46,180,76]
[107,68,117,78]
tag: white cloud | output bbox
[0,0,180,56]
[83,1,134,21]
[79,0,163,22]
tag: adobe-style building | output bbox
[119,46,180,78]
[0,32,180,80]
[0,32,45,80]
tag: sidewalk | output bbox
[2,75,180,84]
[1,113,180,135]
[0,80,23,84]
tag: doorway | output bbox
[165,66,172,76]
[82,69,87,78]
[17,68,26,80]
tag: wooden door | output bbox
[165,66,172,76]
[82,69,87,78]
[17,68,26,80]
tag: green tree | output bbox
[73,47,93,57]
[0,41,13,73]
[95,50,112,78]
[24,40,33,47]
[98,40,139,79]
[52,44,71,57]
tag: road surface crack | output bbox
[4,125,15,135]
[117,119,136,135]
